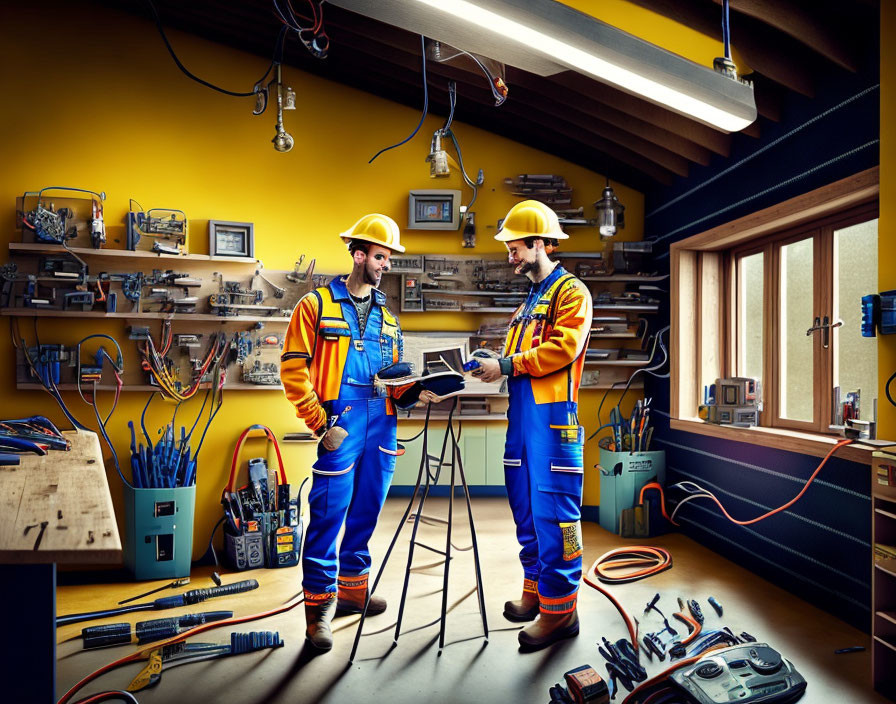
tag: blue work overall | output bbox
[502,266,589,612]
[302,279,402,597]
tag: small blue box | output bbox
[880,290,896,335]
[598,449,665,534]
[123,484,195,580]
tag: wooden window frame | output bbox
[670,167,880,463]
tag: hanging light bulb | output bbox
[272,64,294,153]
[594,179,625,239]
[425,129,450,177]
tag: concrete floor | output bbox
[57,497,886,703]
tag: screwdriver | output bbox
[81,611,233,649]
[58,579,258,626]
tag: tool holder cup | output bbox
[123,483,196,580]
[597,448,665,536]
[221,425,302,570]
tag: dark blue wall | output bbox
[640,40,880,630]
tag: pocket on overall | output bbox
[536,470,583,560]
[312,412,359,475]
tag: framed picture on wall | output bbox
[209,220,254,258]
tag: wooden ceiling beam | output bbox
[712,0,858,72]
[543,70,732,156]
[477,69,715,166]
[623,0,815,97]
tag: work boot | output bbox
[519,591,580,651]
[503,578,539,622]
[336,573,387,616]
[305,594,337,651]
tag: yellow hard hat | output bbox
[494,200,568,242]
[340,213,406,253]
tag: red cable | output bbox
[583,547,673,653]
[639,439,853,527]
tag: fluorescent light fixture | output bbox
[329,0,757,132]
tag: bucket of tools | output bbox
[221,425,303,570]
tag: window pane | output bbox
[738,252,764,381]
[835,219,878,422]
[779,238,814,422]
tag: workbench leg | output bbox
[0,563,55,704]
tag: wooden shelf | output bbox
[593,304,659,311]
[581,381,644,390]
[0,308,290,323]
[581,274,669,282]
[554,251,605,259]
[873,635,896,655]
[425,289,525,297]
[400,414,507,422]
[584,359,650,366]
[18,382,283,392]
[460,307,517,313]
[877,611,896,627]
[874,559,896,579]
[591,331,637,338]
[9,242,257,264]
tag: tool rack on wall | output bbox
[872,450,896,698]
[383,251,664,391]
[1,242,312,392]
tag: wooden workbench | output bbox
[0,430,122,704]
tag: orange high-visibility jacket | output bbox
[280,278,409,433]
[502,269,593,404]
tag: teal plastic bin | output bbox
[123,484,196,580]
[598,449,665,534]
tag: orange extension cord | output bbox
[583,546,673,653]
[638,438,853,527]
[58,596,304,704]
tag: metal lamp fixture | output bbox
[594,180,625,239]
[272,64,295,153]
[426,130,450,177]
[328,0,757,132]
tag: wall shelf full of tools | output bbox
[5,189,318,393]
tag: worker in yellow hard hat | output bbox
[471,199,593,650]
[280,213,438,651]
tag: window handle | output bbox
[821,315,842,349]
[806,316,843,348]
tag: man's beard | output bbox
[364,262,380,286]
[516,259,540,277]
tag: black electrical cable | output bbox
[204,515,226,568]
[884,374,896,407]
[90,379,132,489]
[444,81,456,132]
[722,0,731,60]
[369,35,429,163]
[145,0,283,97]
[446,129,482,208]
[593,327,669,430]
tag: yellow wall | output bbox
[1,2,643,558]
[560,0,750,72]
[880,2,894,440]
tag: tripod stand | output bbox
[349,399,489,663]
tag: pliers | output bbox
[127,631,284,692]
